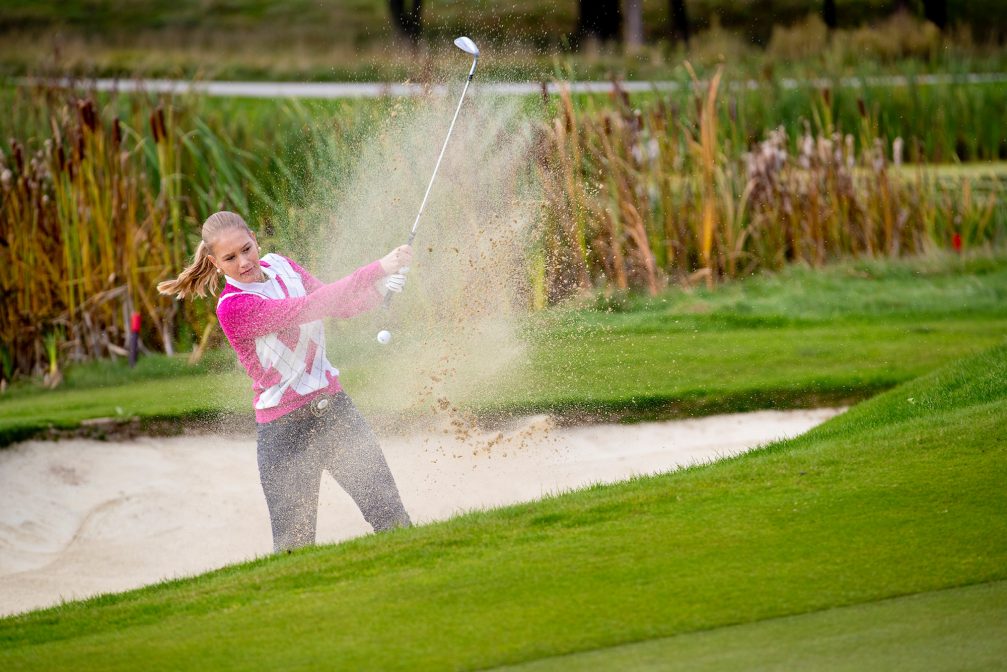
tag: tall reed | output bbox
[1,89,260,377]
[535,77,1005,301]
[0,87,387,379]
[2,79,1003,378]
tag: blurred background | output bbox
[0,1,1003,81]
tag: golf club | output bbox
[377,36,480,345]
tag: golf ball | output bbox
[376,330,392,345]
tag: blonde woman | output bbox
[159,211,412,551]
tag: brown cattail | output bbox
[821,88,831,107]
[856,98,867,119]
[112,117,122,147]
[76,99,97,132]
[150,106,165,144]
[11,140,24,174]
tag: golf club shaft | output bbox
[382,55,477,310]
[408,58,477,241]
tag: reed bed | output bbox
[0,86,388,381]
[3,90,265,379]
[1,79,1004,381]
[534,72,1005,299]
[1,95,188,379]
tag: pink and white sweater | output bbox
[216,253,385,424]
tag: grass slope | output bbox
[1,343,1004,670]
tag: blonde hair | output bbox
[157,211,252,300]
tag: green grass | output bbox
[2,251,1006,447]
[477,251,1007,418]
[1,337,1004,670]
[496,581,1007,671]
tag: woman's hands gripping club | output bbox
[378,245,412,296]
[375,245,413,345]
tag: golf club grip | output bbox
[381,237,413,310]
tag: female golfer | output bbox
[158,211,412,551]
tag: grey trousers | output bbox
[256,392,411,552]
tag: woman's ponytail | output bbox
[157,211,251,300]
[156,240,220,299]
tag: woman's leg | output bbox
[314,393,411,532]
[257,417,323,551]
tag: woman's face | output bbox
[209,227,264,283]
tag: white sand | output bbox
[0,408,842,616]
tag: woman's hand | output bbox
[380,245,413,275]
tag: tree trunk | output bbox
[390,0,424,44]
[576,0,622,44]
[624,0,644,52]
[822,0,837,29]
[669,0,690,46]
[922,0,947,30]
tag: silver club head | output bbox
[454,36,480,57]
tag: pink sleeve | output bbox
[284,256,325,293]
[218,260,385,340]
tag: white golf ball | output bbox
[376,330,392,345]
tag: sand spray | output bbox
[273,89,555,455]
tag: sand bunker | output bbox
[0,408,842,616]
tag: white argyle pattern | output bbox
[220,254,338,410]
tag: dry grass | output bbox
[534,77,1004,299]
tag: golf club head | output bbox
[454,36,480,57]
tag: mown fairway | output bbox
[1,339,1004,670]
[499,581,1007,671]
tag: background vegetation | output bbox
[0,1,1004,81]
[0,0,1004,390]
[1,77,1004,380]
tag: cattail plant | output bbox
[536,77,1006,304]
[0,88,255,378]
[0,86,379,378]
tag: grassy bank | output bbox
[1,335,1003,669]
[1,251,1005,447]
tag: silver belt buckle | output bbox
[310,396,330,417]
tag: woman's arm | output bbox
[218,261,385,340]
[284,257,325,293]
